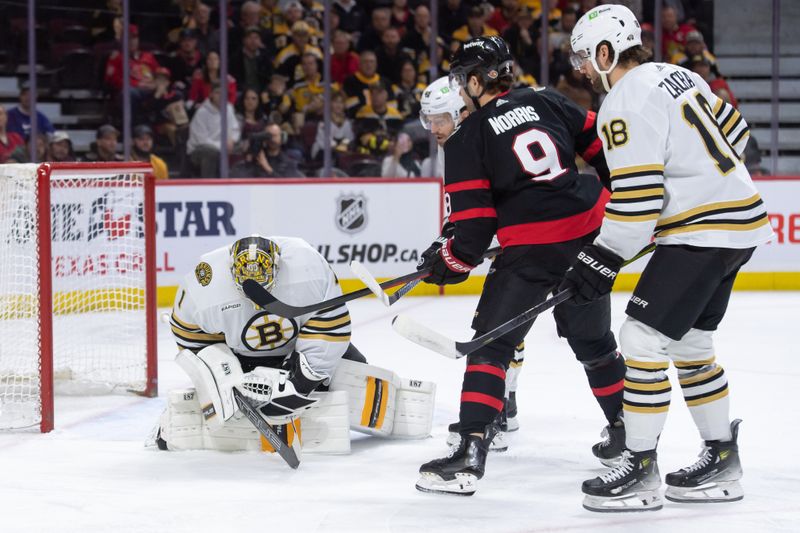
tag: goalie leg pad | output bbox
[175,345,243,431]
[299,390,351,454]
[330,358,400,437]
[391,378,436,439]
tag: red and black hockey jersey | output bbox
[443,86,610,265]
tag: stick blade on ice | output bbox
[391,314,461,359]
[350,260,391,306]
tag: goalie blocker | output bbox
[152,345,435,453]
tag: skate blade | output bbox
[665,480,743,503]
[416,472,477,496]
[445,432,508,453]
[583,491,663,512]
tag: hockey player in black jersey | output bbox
[414,36,627,496]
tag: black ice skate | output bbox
[582,449,663,512]
[592,414,625,467]
[665,419,744,503]
[504,392,519,432]
[417,428,493,496]
[446,416,507,452]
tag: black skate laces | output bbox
[600,450,634,483]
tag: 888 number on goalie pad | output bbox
[242,312,298,351]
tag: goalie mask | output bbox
[230,235,280,292]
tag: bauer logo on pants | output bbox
[335,194,367,234]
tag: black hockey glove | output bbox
[418,236,474,286]
[559,243,623,305]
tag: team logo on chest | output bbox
[241,312,298,351]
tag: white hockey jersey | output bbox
[169,237,351,379]
[594,62,774,260]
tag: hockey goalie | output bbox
[151,234,435,455]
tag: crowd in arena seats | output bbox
[0,0,740,177]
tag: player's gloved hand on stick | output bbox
[417,233,475,286]
[559,243,623,305]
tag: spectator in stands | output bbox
[49,131,76,163]
[311,91,353,160]
[272,1,306,51]
[672,30,717,71]
[354,81,403,157]
[291,53,326,130]
[376,27,412,86]
[689,55,739,108]
[439,0,469,38]
[0,105,25,163]
[300,0,325,26]
[357,7,392,52]
[394,59,425,119]
[556,68,595,111]
[503,7,540,81]
[331,31,359,85]
[104,24,160,123]
[91,0,123,43]
[232,123,305,177]
[236,88,268,143]
[743,136,765,176]
[487,0,520,35]
[84,124,124,163]
[417,36,450,85]
[451,5,499,51]
[381,132,421,177]
[9,133,50,164]
[333,0,366,35]
[660,4,697,60]
[390,0,411,32]
[229,1,274,57]
[190,2,219,56]
[550,6,579,51]
[344,51,394,117]
[131,125,169,180]
[187,83,241,178]
[401,5,432,60]
[147,67,189,147]
[275,21,324,87]
[262,74,293,128]
[6,84,55,140]
[189,51,237,107]
[168,29,204,91]
[230,26,274,94]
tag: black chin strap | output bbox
[467,83,486,109]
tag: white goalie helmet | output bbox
[419,76,465,131]
[570,4,641,91]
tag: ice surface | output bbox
[1,292,799,532]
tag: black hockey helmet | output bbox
[449,36,514,91]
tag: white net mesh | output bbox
[0,164,151,430]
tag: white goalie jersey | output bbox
[169,236,350,379]
[594,62,774,260]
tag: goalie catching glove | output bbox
[241,350,327,423]
[418,223,475,286]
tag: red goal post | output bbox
[0,162,157,432]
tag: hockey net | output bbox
[0,162,157,432]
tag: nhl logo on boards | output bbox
[335,194,367,234]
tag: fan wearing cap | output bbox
[274,20,323,87]
[671,30,717,72]
[6,82,55,139]
[131,125,169,179]
[166,28,204,90]
[413,36,620,497]
[230,26,274,94]
[83,124,124,163]
[154,235,436,453]
[49,131,76,163]
[568,5,771,512]
[450,5,499,51]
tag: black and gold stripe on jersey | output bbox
[605,164,666,222]
[360,376,390,430]
[170,312,226,351]
[714,98,750,153]
[654,194,769,238]
[623,375,672,414]
[298,307,352,343]
[678,361,730,407]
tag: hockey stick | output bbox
[392,242,658,359]
[242,270,429,317]
[232,388,300,469]
[350,246,502,307]
[392,289,573,359]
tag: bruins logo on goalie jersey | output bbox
[241,312,298,351]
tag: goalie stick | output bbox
[392,242,657,359]
[232,388,300,469]
[350,246,502,307]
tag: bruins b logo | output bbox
[195,262,213,286]
[242,312,298,351]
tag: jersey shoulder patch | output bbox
[195,262,213,286]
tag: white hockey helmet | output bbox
[419,76,465,131]
[570,4,641,91]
